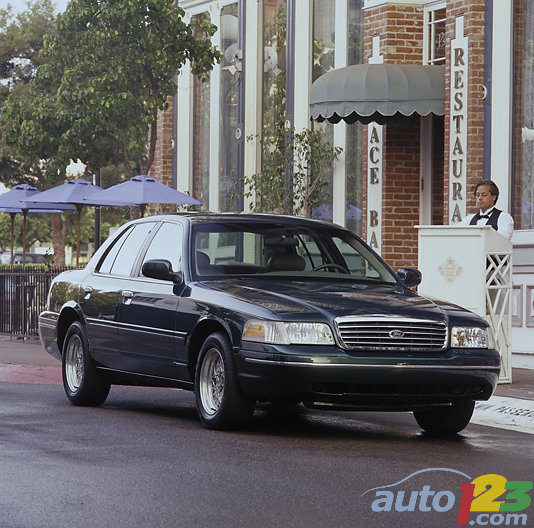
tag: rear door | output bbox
[81,221,156,370]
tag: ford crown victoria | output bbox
[39,213,501,433]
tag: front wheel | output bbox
[195,332,255,430]
[413,400,475,434]
[62,321,111,406]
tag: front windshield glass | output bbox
[191,222,397,284]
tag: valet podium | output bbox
[416,226,512,383]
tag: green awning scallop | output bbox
[310,63,445,125]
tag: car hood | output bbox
[199,278,454,322]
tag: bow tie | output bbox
[476,213,491,220]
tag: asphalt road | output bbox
[1,381,533,528]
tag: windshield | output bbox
[190,222,398,284]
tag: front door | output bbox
[117,221,190,382]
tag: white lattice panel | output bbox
[485,253,512,383]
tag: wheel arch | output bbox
[57,302,86,355]
[187,317,233,380]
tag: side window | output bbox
[98,226,133,274]
[141,222,183,273]
[98,222,155,276]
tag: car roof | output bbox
[135,212,345,230]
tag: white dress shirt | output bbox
[458,207,514,240]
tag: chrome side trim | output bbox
[85,318,187,339]
[86,318,116,328]
[118,322,187,339]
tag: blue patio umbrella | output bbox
[30,178,103,266]
[312,204,332,221]
[83,175,201,217]
[0,184,74,265]
[346,204,362,221]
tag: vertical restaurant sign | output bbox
[449,16,468,224]
[367,124,383,253]
[367,36,383,254]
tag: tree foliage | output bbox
[3,0,222,178]
[1,1,220,265]
[237,4,342,218]
[0,0,57,187]
[0,211,55,252]
[241,129,343,218]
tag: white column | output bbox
[242,0,262,213]
[293,1,312,133]
[332,0,348,226]
[490,0,513,211]
[208,3,222,212]
[367,36,383,254]
[175,64,192,195]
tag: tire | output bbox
[413,400,475,435]
[62,321,111,406]
[195,332,255,430]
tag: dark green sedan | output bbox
[39,213,501,433]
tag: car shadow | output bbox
[96,386,475,444]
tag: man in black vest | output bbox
[458,180,514,240]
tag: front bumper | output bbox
[235,343,501,410]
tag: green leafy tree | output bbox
[2,0,220,264]
[0,0,57,187]
[4,0,222,179]
[0,211,54,252]
[242,129,342,217]
[0,2,74,265]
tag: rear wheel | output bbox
[62,321,110,406]
[195,332,255,430]
[413,400,475,434]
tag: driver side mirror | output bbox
[142,259,183,284]
[397,267,422,288]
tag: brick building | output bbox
[151,0,534,369]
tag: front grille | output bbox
[335,316,448,351]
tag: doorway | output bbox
[420,115,445,226]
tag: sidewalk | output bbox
[0,336,59,366]
[1,335,533,433]
[0,336,62,384]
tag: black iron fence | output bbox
[0,266,67,338]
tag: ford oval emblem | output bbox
[389,329,405,338]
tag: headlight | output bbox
[242,320,335,345]
[451,326,496,348]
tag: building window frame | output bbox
[423,1,446,66]
[177,0,244,213]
